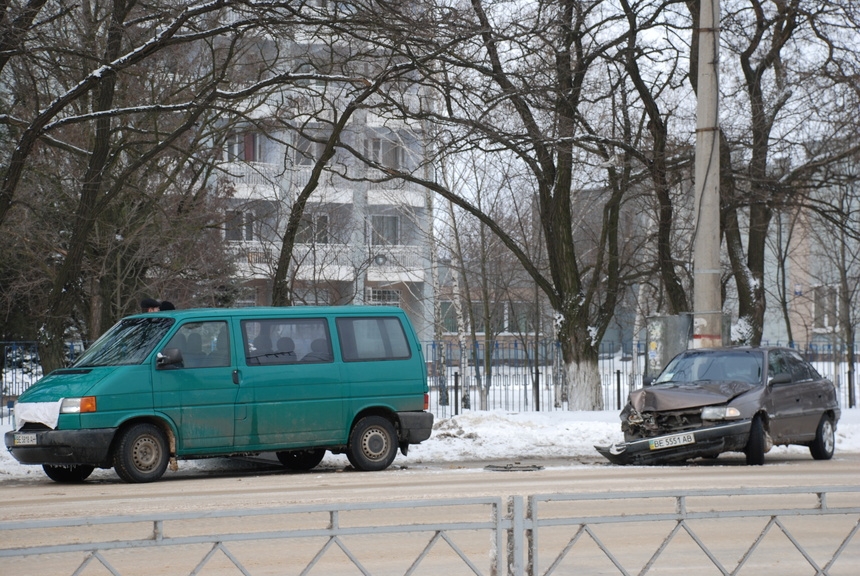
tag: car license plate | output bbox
[14,433,37,446]
[649,432,694,451]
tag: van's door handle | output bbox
[232,369,240,385]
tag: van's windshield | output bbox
[73,317,174,367]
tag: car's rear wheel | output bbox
[42,464,94,483]
[276,449,326,471]
[745,415,766,466]
[113,423,169,483]
[346,416,397,471]
[809,415,835,460]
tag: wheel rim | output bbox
[822,420,834,453]
[360,427,389,461]
[132,435,161,471]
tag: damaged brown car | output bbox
[595,347,841,466]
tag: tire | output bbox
[276,449,326,471]
[43,464,94,483]
[346,416,397,471]
[809,415,835,460]
[113,423,169,483]
[745,415,766,466]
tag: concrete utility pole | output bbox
[692,0,723,348]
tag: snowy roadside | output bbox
[2,407,858,481]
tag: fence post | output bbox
[616,369,622,410]
[454,371,460,416]
[507,495,524,576]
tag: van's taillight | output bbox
[424,393,429,411]
[60,396,97,414]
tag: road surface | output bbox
[2,453,859,575]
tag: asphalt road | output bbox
[3,453,859,575]
[2,450,859,520]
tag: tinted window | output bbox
[336,317,411,362]
[165,321,230,368]
[242,318,332,365]
[74,317,174,367]
[784,350,820,382]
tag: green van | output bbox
[5,306,433,483]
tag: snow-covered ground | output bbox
[1,407,858,481]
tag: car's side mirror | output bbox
[769,372,792,385]
[642,375,655,387]
[156,347,184,369]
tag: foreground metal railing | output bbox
[2,486,858,575]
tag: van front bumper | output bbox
[5,428,117,467]
[396,411,434,443]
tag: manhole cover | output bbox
[484,463,544,472]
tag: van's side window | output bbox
[167,321,230,368]
[336,317,411,362]
[242,318,332,365]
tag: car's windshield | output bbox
[655,350,764,385]
[73,317,174,367]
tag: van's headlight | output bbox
[701,406,741,420]
[60,397,97,414]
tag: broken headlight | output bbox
[700,405,741,421]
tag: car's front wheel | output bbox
[113,423,169,483]
[43,464,95,483]
[809,415,835,460]
[745,415,766,466]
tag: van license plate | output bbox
[649,432,694,451]
[14,433,37,446]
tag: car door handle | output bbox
[232,369,240,385]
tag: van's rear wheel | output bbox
[113,423,169,483]
[276,449,325,471]
[347,416,397,471]
[43,464,94,483]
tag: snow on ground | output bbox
[1,407,858,481]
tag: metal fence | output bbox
[2,486,858,575]
[3,340,858,416]
[423,340,859,417]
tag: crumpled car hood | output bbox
[628,380,757,412]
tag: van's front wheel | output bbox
[113,423,169,483]
[276,449,325,471]
[43,464,94,483]
[347,416,397,471]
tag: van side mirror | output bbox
[769,372,792,385]
[157,348,184,369]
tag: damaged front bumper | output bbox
[594,420,751,465]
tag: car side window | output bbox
[784,351,818,382]
[768,351,791,382]
[242,318,332,365]
[336,316,412,362]
[166,321,230,369]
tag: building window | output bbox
[296,134,324,165]
[813,285,838,331]
[367,288,401,306]
[370,215,399,245]
[297,214,329,244]
[224,132,263,162]
[226,210,254,241]
[508,301,537,334]
[440,301,458,333]
[366,137,382,163]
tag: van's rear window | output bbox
[73,317,174,367]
